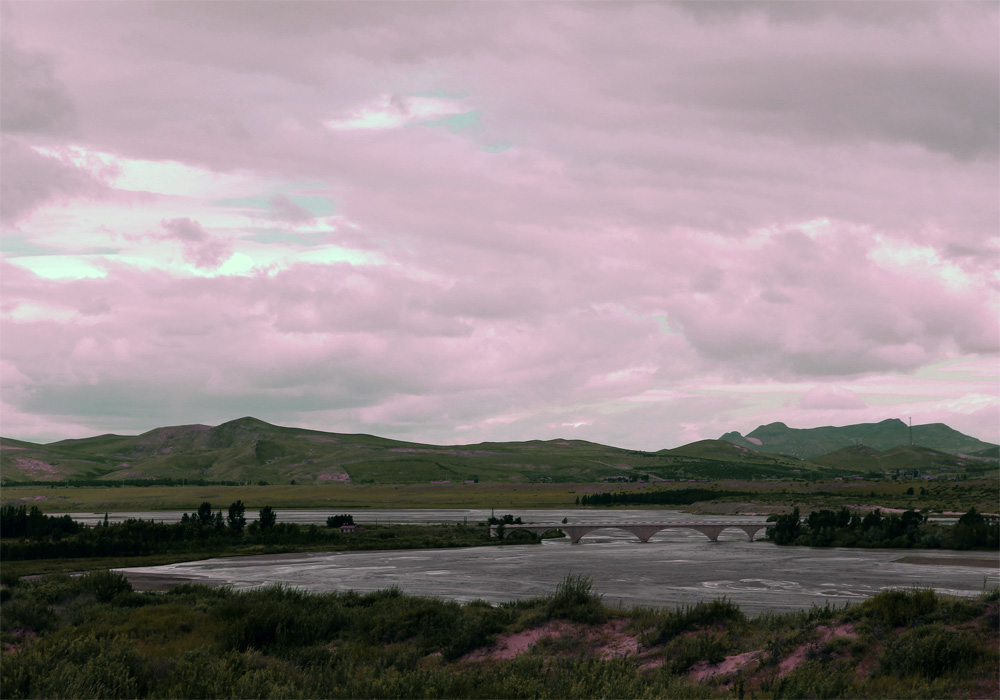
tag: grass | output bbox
[1,573,997,699]
[5,476,998,515]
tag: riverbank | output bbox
[0,522,533,580]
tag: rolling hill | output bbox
[2,417,843,485]
[808,444,986,474]
[720,418,997,459]
[2,417,994,485]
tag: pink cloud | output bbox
[799,386,868,411]
[1,3,997,448]
[159,217,232,269]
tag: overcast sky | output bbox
[1,1,998,449]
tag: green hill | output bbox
[3,418,842,485]
[720,419,997,459]
[809,444,978,474]
[4,417,994,485]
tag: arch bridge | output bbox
[490,521,768,544]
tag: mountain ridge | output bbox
[719,418,995,459]
[1,417,995,485]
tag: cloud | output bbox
[159,218,232,270]
[1,137,103,225]
[1,2,997,448]
[0,38,75,134]
[799,386,867,410]
[269,194,314,223]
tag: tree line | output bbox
[2,478,272,488]
[767,506,999,549]
[576,488,749,507]
[1,502,327,560]
[0,505,80,539]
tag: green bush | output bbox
[650,597,746,644]
[662,630,729,674]
[81,570,133,603]
[878,624,984,679]
[859,588,937,628]
[546,574,605,624]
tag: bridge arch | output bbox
[490,522,767,544]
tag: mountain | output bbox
[2,417,841,485]
[3,417,994,485]
[719,419,997,460]
[809,444,980,474]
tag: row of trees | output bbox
[576,488,748,507]
[3,479,271,488]
[0,506,80,539]
[767,507,999,549]
[177,501,273,533]
[0,503,327,561]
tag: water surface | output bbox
[117,509,999,614]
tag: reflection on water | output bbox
[118,510,1000,615]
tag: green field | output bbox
[2,477,997,516]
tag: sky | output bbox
[1,1,998,450]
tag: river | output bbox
[113,509,1000,614]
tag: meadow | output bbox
[2,477,996,515]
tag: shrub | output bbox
[546,574,605,624]
[650,597,746,644]
[663,630,729,674]
[861,588,937,627]
[878,624,984,679]
[81,570,133,603]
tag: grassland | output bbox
[2,477,996,515]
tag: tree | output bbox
[952,507,987,549]
[197,502,213,525]
[326,514,354,528]
[227,501,246,533]
[768,507,801,545]
[258,505,276,530]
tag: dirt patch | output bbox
[591,619,640,659]
[690,649,762,681]
[2,629,37,655]
[317,471,351,483]
[0,445,26,450]
[462,621,573,662]
[779,623,857,678]
[461,619,642,663]
[13,458,63,479]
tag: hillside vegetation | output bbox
[1,573,996,699]
[2,417,846,485]
[721,418,997,459]
[4,417,994,487]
